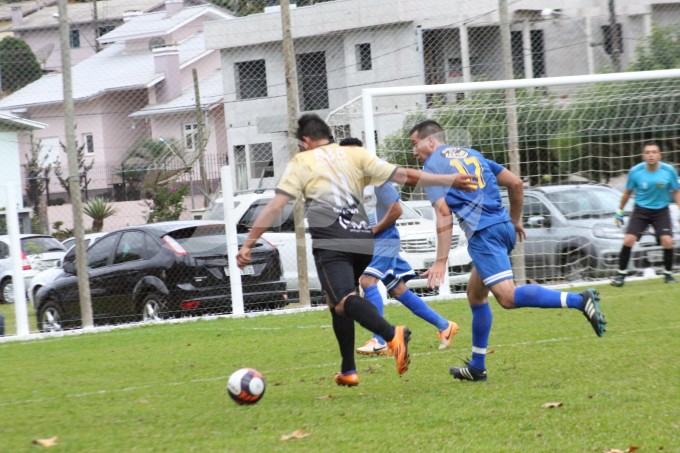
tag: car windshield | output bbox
[22,237,65,254]
[168,225,229,254]
[205,200,240,221]
[545,188,622,219]
[398,201,423,220]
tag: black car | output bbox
[36,221,287,332]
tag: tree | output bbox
[631,24,680,71]
[83,197,117,232]
[53,136,94,199]
[24,137,51,233]
[0,37,42,93]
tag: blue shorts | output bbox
[363,237,416,292]
[468,221,516,287]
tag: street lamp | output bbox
[540,8,598,75]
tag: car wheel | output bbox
[563,251,589,281]
[140,293,166,322]
[0,278,14,304]
[38,301,66,332]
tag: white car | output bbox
[28,232,109,308]
[204,190,471,299]
[404,199,436,221]
[0,234,67,304]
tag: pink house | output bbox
[0,1,234,201]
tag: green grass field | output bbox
[2,280,679,452]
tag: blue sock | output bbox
[514,284,584,309]
[396,289,449,331]
[363,285,385,344]
[469,302,492,371]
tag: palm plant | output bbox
[83,197,117,232]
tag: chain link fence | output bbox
[1,0,679,336]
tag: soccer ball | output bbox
[227,368,266,405]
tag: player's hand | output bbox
[236,244,252,268]
[422,261,447,289]
[614,208,624,227]
[514,222,526,242]
[452,174,478,192]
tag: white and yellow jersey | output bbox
[276,143,396,249]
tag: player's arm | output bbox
[496,168,526,241]
[390,167,478,192]
[422,198,453,288]
[237,192,292,268]
[673,189,680,225]
[373,200,401,234]
[618,188,633,211]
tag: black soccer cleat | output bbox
[581,288,607,337]
[610,273,625,287]
[449,361,487,382]
[663,273,677,284]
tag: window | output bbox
[184,123,198,152]
[249,142,274,179]
[235,59,268,99]
[355,43,372,71]
[86,234,119,269]
[83,133,94,155]
[234,144,248,191]
[331,124,351,142]
[97,25,115,37]
[70,28,80,48]
[238,199,295,233]
[510,30,545,79]
[297,51,329,111]
[602,23,623,56]
[114,231,146,264]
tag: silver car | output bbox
[501,184,679,282]
[0,234,66,304]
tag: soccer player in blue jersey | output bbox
[409,120,607,382]
[611,142,680,286]
[338,138,459,355]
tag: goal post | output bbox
[327,68,680,293]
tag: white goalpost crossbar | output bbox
[361,68,680,155]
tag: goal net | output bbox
[328,69,680,290]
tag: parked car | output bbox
[501,184,680,282]
[0,234,66,304]
[204,190,472,298]
[35,221,287,332]
[404,199,436,221]
[28,232,109,309]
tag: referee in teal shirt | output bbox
[612,142,680,286]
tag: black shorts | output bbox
[313,248,372,305]
[626,205,673,239]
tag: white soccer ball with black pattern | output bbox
[227,368,266,405]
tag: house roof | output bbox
[0,4,233,112]
[10,0,167,31]
[130,69,223,118]
[0,112,46,130]
[99,4,234,44]
[0,0,57,22]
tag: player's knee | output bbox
[359,275,377,289]
[496,296,516,309]
[388,282,407,298]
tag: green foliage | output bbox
[53,134,94,196]
[631,24,680,71]
[23,137,51,215]
[83,197,117,232]
[145,183,188,223]
[51,220,74,241]
[0,36,42,93]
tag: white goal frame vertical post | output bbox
[361,68,680,294]
[221,165,244,316]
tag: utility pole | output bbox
[92,0,101,52]
[58,0,93,328]
[280,0,310,307]
[498,0,526,284]
[608,0,622,72]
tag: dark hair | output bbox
[643,141,662,152]
[296,114,333,142]
[338,137,363,147]
[409,120,445,140]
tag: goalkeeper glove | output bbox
[614,208,624,227]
